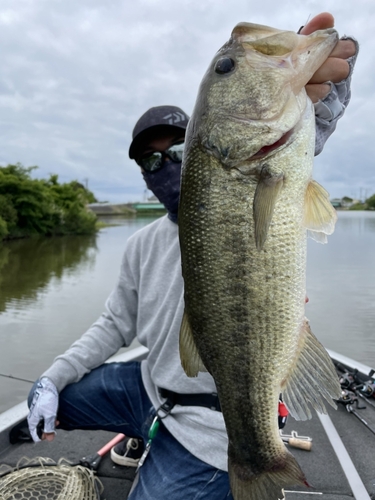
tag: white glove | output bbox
[27,377,59,442]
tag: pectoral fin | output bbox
[304,180,337,244]
[179,310,207,377]
[253,166,284,251]
[281,319,341,420]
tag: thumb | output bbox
[43,415,57,434]
[43,432,56,442]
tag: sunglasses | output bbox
[138,142,185,172]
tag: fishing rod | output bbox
[0,373,34,384]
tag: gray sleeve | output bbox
[314,36,359,156]
[42,249,138,393]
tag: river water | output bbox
[0,211,374,413]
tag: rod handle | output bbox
[288,437,312,451]
[98,433,126,456]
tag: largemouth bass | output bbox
[178,22,341,500]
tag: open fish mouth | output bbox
[249,127,295,160]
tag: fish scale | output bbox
[179,22,340,500]
[181,149,303,433]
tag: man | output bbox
[27,13,358,499]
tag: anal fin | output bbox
[179,310,207,377]
[282,319,341,420]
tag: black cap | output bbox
[129,105,189,159]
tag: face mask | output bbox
[141,160,181,223]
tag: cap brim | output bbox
[129,124,187,160]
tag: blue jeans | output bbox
[29,362,233,499]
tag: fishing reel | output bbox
[339,389,356,405]
[338,390,366,410]
[338,371,356,390]
[337,367,375,399]
[357,380,375,398]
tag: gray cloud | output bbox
[0,0,373,202]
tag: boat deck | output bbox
[0,402,374,499]
[1,349,374,499]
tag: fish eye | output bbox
[214,57,236,75]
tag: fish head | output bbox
[189,22,338,167]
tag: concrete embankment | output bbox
[87,202,166,216]
[87,203,136,215]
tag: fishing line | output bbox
[0,373,34,384]
[297,14,311,34]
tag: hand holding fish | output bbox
[302,12,357,103]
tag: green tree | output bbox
[349,202,365,211]
[365,193,375,210]
[0,163,98,240]
[0,216,8,238]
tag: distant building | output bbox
[330,197,361,209]
[331,198,342,208]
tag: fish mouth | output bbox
[249,127,295,160]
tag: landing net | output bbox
[0,457,103,500]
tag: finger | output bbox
[300,12,334,35]
[42,432,56,442]
[306,83,331,103]
[329,39,356,59]
[309,57,349,84]
[44,415,57,434]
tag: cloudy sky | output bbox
[0,0,373,203]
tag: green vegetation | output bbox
[332,194,375,211]
[349,202,366,211]
[365,193,375,210]
[348,194,375,211]
[0,163,98,240]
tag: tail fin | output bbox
[228,450,307,500]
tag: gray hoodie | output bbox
[42,215,229,471]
